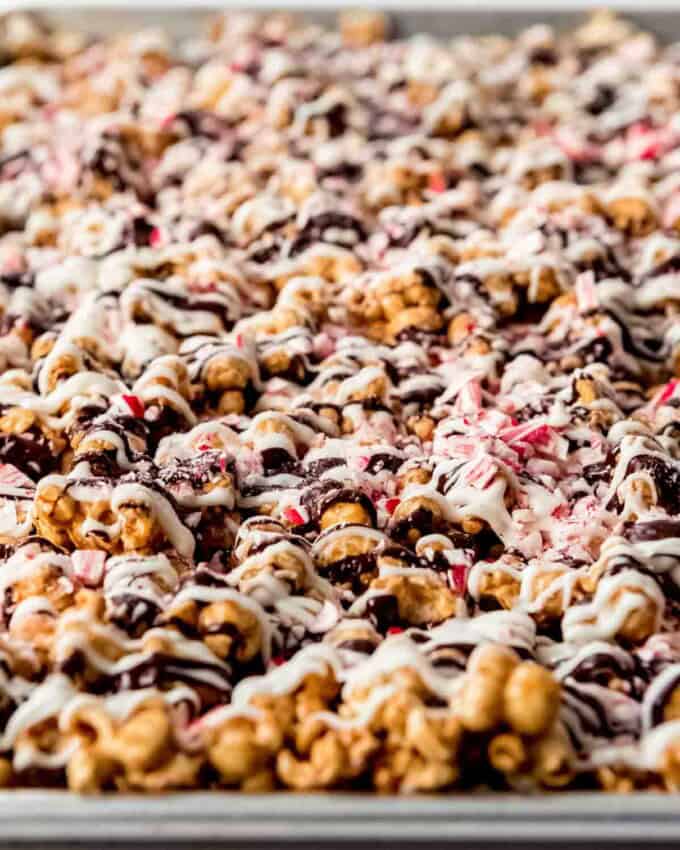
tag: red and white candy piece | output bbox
[0,464,35,492]
[71,550,106,587]
[121,394,146,418]
[575,271,598,313]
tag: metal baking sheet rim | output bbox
[0,791,679,842]
[0,4,677,843]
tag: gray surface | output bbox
[0,791,679,844]
[4,5,680,846]
[32,6,680,41]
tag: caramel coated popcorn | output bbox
[0,8,677,794]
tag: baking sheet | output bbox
[1,6,680,846]
[1,790,680,845]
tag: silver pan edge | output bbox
[1,789,680,842]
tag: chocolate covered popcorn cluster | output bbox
[0,8,677,793]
